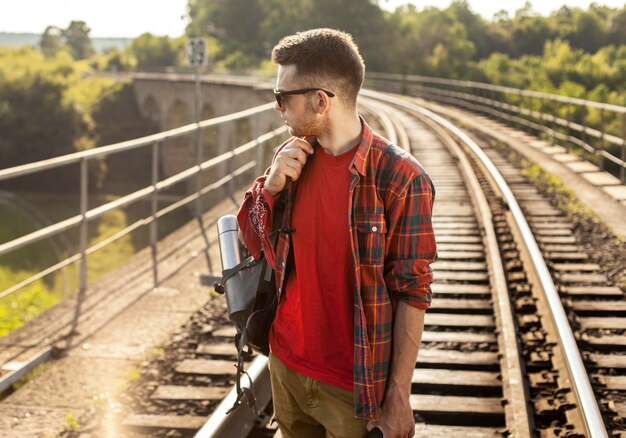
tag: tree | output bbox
[387,5,475,77]
[63,20,94,60]
[187,0,264,59]
[39,26,64,58]
[607,8,626,46]
[131,33,182,68]
[187,0,389,69]
[0,48,82,168]
[446,0,491,60]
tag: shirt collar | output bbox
[349,115,374,177]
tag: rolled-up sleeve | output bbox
[237,173,279,267]
[383,173,437,309]
[237,139,291,268]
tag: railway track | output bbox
[96,90,621,437]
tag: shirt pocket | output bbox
[354,213,387,266]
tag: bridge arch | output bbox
[141,95,161,126]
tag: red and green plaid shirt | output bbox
[237,117,437,420]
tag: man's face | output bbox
[274,64,327,137]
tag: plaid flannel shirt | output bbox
[237,117,437,420]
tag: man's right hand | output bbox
[264,138,315,196]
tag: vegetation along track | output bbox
[115,90,620,437]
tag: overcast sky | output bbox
[1,0,625,38]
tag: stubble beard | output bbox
[288,101,327,138]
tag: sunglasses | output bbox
[273,88,335,108]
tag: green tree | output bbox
[63,20,94,60]
[446,0,491,60]
[130,33,182,68]
[187,0,389,70]
[187,0,264,59]
[39,26,65,58]
[387,5,475,77]
[607,8,626,46]
[564,8,607,52]
[0,48,81,168]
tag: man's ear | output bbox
[315,90,332,115]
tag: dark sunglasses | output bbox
[273,88,335,108]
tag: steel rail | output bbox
[0,102,274,181]
[368,72,626,180]
[367,72,626,113]
[358,97,398,145]
[401,99,534,437]
[0,126,287,299]
[360,88,608,437]
[0,347,54,394]
[418,88,605,158]
[420,85,625,149]
[194,356,272,438]
[408,85,626,178]
[0,159,258,301]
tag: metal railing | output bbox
[366,72,626,183]
[0,102,287,302]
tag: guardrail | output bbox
[366,72,626,183]
[0,102,287,302]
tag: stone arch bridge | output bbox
[127,73,282,180]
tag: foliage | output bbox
[187,0,388,70]
[38,21,95,60]
[0,47,82,168]
[0,46,155,191]
[64,20,95,60]
[39,26,65,58]
[130,33,185,68]
[181,0,626,100]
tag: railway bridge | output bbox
[0,73,625,437]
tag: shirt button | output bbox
[282,261,286,267]
[371,226,378,232]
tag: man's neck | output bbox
[316,112,362,156]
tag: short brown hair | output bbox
[271,28,365,109]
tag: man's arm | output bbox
[237,137,314,267]
[367,170,435,437]
[370,302,424,437]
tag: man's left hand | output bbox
[366,390,415,438]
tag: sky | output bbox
[1,0,625,38]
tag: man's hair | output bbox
[271,28,365,109]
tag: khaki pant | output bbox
[268,353,369,438]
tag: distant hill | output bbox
[0,32,132,52]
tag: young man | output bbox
[237,28,436,438]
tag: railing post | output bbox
[619,112,626,184]
[254,113,264,178]
[549,99,558,145]
[581,105,588,159]
[151,141,160,288]
[598,108,605,171]
[79,158,88,294]
[194,68,203,219]
[565,103,572,151]
[522,93,531,133]
[227,122,235,197]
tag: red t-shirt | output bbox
[269,142,357,391]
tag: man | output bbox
[237,28,436,438]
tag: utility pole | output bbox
[186,38,208,219]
